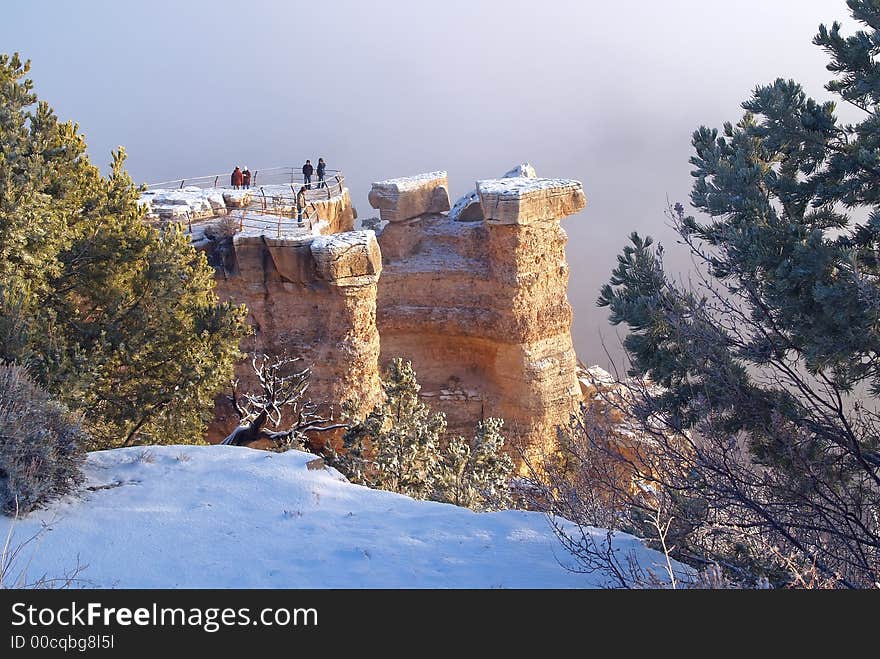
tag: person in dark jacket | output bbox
[231,166,243,189]
[316,158,326,189]
[242,166,251,189]
[302,160,314,189]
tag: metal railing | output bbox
[147,166,345,200]
[147,166,344,239]
[245,187,323,237]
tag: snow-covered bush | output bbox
[0,364,87,515]
[204,214,239,241]
[331,359,513,511]
[436,418,513,511]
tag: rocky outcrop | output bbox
[140,187,227,222]
[309,188,357,234]
[222,190,253,208]
[373,172,586,464]
[206,230,383,443]
[175,165,586,465]
[140,184,355,231]
[311,230,381,284]
[477,177,586,225]
[368,171,451,222]
[449,163,537,221]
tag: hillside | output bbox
[1,446,676,588]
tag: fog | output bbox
[2,0,854,367]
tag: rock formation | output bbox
[141,184,354,234]
[448,163,537,221]
[372,170,586,461]
[148,167,587,463]
[309,188,357,234]
[205,229,383,442]
[367,171,451,222]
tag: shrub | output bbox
[0,364,87,515]
[436,419,513,511]
[331,358,513,511]
[204,214,239,241]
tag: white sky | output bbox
[1,0,858,365]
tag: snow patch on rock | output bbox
[449,163,537,221]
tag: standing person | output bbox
[316,157,326,189]
[296,185,307,222]
[231,166,243,190]
[242,166,251,189]
[302,159,313,189]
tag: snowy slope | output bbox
[1,446,678,588]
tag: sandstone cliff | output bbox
[371,170,586,461]
[157,169,587,462]
[205,229,383,443]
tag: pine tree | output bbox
[437,418,513,511]
[338,358,446,499]
[596,0,880,587]
[0,53,249,448]
[334,359,514,510]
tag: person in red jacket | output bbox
[231,166,243,189]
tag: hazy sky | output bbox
[2,0,856,368]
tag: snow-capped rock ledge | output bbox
[368,171,451,223]
[139,184,349,226]
[477,177,586,225]
[449,163,538,221]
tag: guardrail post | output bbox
[213,176,219,188]
[179,179,185,189]
[260,186,267,213]
[252,171,258,188]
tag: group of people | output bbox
[301,158,327,189]
[230,165,252,190]
[229,158,327,191]
[228,158,329,223]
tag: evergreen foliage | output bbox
[596,0,880,587]
[0,53,249,448]
[332,358,513,511]
[437,418,513,510]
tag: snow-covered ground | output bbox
[140,184,340,224]
[1,446,679,588]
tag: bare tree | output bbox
[519,388,688,589]
[220,354,346,450]
[528,355,880,588]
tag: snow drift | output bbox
[1,446,678,588]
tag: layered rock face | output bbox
[368,171,451,222]
[310,188,357,234]
[206,230,383,442]
[185,166,585,461]
[372,171,585,461]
